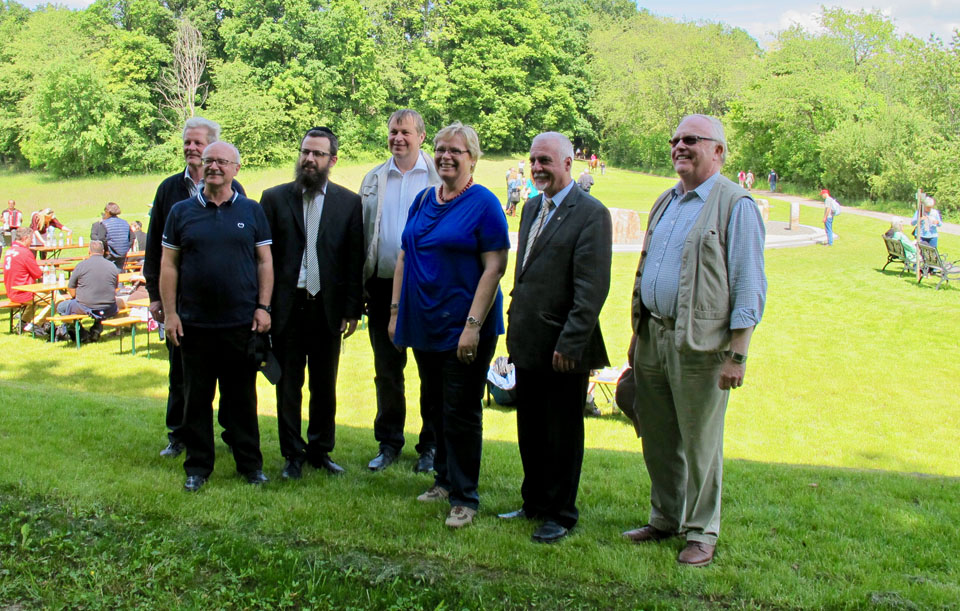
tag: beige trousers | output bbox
[633,316,730,544]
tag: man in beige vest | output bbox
[624,114,767,566]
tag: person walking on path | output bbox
[821,189,840,246]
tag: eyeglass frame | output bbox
[668,135,719,148]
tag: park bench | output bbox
[0,299,27,333]
[881,236,911,276]
[917,242,960,290]
[100,316,148,355]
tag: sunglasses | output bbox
[669,135,719,147]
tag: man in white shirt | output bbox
[360,109,441,473]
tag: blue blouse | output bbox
[395,184,510,352]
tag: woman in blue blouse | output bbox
[389,122,510,529]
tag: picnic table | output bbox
[32,243,87,259]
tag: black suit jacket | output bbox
[506,184,612,374]
[260,181,363,337]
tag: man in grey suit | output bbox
[502,132,613,543]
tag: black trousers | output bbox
[273,290,341,464]
[180,325,262,477]
[166,339,231,446]
[365,277,435,454]
[413,334,497,510]
[515,366,589,529]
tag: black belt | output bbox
[649,312,676,330]
[296,288,320,301]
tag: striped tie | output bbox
[522,197,554,270]
[305,196,321,296]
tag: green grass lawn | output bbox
[1,162,959,609]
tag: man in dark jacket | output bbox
[143,117,246,459]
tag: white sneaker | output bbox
[445,505,476,528]
[416,485,449,502]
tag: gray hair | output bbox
[388,109,426,136]
[890,218,903,233]
[89,240,104,254]
[183,117,221,143]
[202,141,241,165]
[435,121,482,162]
[680,114,727,163]
[532,132,575,163]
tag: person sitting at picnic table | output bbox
[55,241,119,342]
[130,221,147,252]
[90,202,134,270]
[3,227,43,333]
[884,219,917,267]
[911,196,942,249]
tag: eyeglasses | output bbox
[668,135,719,147]
[435,147,468,156]
[201,157,239,166]
[300,149,332,158]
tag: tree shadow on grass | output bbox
[1,383,959,609]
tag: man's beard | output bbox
[295,162,328,196]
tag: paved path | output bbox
[754,190,960,236]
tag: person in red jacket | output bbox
[3,227,43,330]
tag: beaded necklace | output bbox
[437,177,474,203]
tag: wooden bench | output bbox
[101,316,148,355]
[0,299,28,334]
[917,242,960,290]
[46,313,87,348]
[881,236,912,277]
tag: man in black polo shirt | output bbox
[144,117,246,459]
[160,141,274,492]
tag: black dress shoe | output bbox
[244,470,269,485]
[532,520,569,543]
[281,458,303,480]
[367,447,398,471]
[312,453,345,475]
[160,441,185,458]
[414,448,436,473]
[497,508,528,520]
[184,475,207,492]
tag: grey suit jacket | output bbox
[506,183,612,373]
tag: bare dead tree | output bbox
[156,18,208,127]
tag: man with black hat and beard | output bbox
[260,127,364,480]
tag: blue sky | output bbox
[637,0,959,45]
[18,0,960,45]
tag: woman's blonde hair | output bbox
[434,121,482,167]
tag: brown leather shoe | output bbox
[677,541,716,567]
[622,524,677,543]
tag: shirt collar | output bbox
[672,172,721,202]
[197,189,238,207]
[546,179,576,207]
[184,166,203,188]
[388,152,428,176]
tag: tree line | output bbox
[1,1,957,211]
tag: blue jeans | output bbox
[920,236,938,249]
[56,299,118,319]
[824,216,834,245]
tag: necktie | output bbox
[305,195,321,296]
[522,197,554,270]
